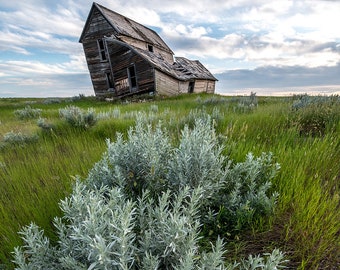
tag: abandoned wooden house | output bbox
[79,2,217,98]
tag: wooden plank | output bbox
[155,70,180,96]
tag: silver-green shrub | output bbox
[14,106,42,120]
[290,94,340,136]
[37,118,55,132]
[167,117,227,199]
[13,182,229,269]
[238,248,288,269]
[87,115,172,198]
[13,113,286,269]
[97,108,121,119]
[205,152,280,235]
[3,131,38,146]
[59,105,97,129]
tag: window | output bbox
[128,65,137,91]
[97,39,107,61]
[106,72,114,89]
[147,44,154,52]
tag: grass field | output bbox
[0,93,339,269]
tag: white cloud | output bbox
[0,0,340,97]
[0,51,87,77]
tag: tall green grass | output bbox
[0,94,339,269]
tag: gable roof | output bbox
[79,2,173,54]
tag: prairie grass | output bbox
[0,94,339,269]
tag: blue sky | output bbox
[1,0,340,97]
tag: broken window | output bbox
[106,72,114,89]
[97,39,107,61]
[147,44,154,52]
[128,65,137,91]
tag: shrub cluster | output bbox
[59,105,97,129]
[233,92,258,113]
[290,94,340,136]
[195,93,258,114]
[13,114,286,269]
[14,106,42,120]
[2,131,38,147]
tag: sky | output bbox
[1,0,340,97]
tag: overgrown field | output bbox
[0,93,339,269]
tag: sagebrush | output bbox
[13,114,286,269]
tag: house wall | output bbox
[83,8,116,40]
[179,81,190,94]
[206,80,216,94]
[81,8,116,96]
[119,36,174,64]
[154,70,181,96]
[81,8,156,97]
[107,42,155,96]
[154,71,217,96]
[82,40,111,96]
[187,79,216,94]
[193,79,212,93]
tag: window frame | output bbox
[127,64,138,92]
[97,38,107,61]
[105,72,114,90]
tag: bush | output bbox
[13,113,286,269]
[290,95,340,136]
[43,98,62,104]
[2,131,38,146]
[97,108,121,119]
[59,105,97,129]
[232,92,258,113]
[87,115,172,198]
[14,106,42,120]
[37,118,55,132]
[205,153,280,237]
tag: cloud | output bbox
[0,73,93,98]
[0,1,83,38]
[0,53,87,77]
[0,0,340,97]
[215,64,340,92]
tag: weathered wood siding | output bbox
[81,8,155,97]
[81,8,115,96]
[178,81,190,94]
[80,3,217,97]
[107,42,155,96]
[192,79,216,94]
[206,81,216,94]
[154,72,217,96]
[119,36,174,64]
[83,9,116,40]
[82,39,110,96]
[155,70,180,96]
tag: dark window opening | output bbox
[97,39,107,61]
[147,44,154,52]
[188,81,195,93]
[128,65,137,90]
[106,72,114,89]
